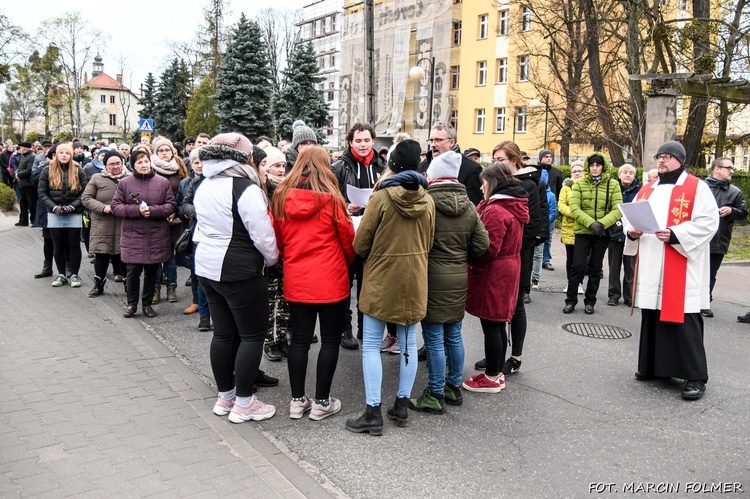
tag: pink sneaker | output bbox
[228,395,276,423]
[462,373,506,393]
[380,335,396,352]
[289,396,312,419]
[309,396,342,421]
[213,396,235,416]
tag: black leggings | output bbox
[126,263,158,308]
[49,228,82,275]
[42,229,55,264]
[94,253,122,281]
[287,300,347,400]
[510,284,527,358]
[481,318,508,377]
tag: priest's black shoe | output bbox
[700,309,713,318]
[584,304,595,315]
[563,304,575,314]
[264,344,282,362]
[682,380,706,400]
[738,312,750,323]
[634,371,655,381]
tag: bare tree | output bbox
[4,68,39,139]
[256,8,302,93]
[39,12,107,138]
[116,57,137,141]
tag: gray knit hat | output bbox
[655,140,686,165]
[426,150,462,181]
[538,149,553,163]
[292,122,318,149]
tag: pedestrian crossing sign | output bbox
[139,119,154,132]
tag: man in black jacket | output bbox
[702,157,747,318]
[14,142,37,226]
[417,122,483,206]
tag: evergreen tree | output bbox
[216,14,273,138]
[274,41,330,141]
[153,59,191,142]
[139,72,157,121]
[185,76,219,137]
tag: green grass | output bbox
[726,225,750,261]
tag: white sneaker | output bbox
[228,395,276,423]
[309,396,342,421]
[289,396,312,419]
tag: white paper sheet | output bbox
[351,215,363,233]
[346,185,374,207]
[618,201,661,233]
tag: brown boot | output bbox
[167,284,178,302]
[152,285,161,304]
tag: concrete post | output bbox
[643,89,679,178]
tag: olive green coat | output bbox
[354,185,435,325]
[570,153,622,234]
[81,173,124,254]
[424,183,490,323]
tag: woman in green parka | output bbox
[563,152,622,315]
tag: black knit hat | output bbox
[252,146,267,168]
[103,150,124,166]
[655,140,686,165]
[388,139,422,172]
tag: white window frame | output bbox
[477,61,487,86]
[476,109,486,133]
[519,55,530,82]
[521,6,532,32]
[453,21,462,45]
[450,65,460,90]
[516,107,528,133]
[498,10,509,36]
[497,58,507,84]
[479,14,489,39]
[495,107,506,133]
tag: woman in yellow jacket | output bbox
[557,161,585,294]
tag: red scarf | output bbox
[349,147,375,167]
[636,174,700,323]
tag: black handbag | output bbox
[175,220,194,268]
[604,180,624,239]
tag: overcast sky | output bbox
[3,0,307,91]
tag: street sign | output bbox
[138,119,154,132]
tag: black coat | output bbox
[14,150,36,188]
[418,145,483,206]
[540,164,563,199]
[706,176,747,254]
[38,165,88,213]
[331,149,386,215]
[514,166,545,248]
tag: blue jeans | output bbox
[421,320,463,394]
[156,253,178,286]
[543,220,554,264]
[532,244,543,282]
[362,314,418,406]
[197,279,209,317]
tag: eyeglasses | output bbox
[428,138,451,144]
[157,147,172,153]
[106,162,123,167]
[655,154,673,162]
[717,165,735,171]
[493,156,509,162]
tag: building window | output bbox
[450,110,458,130]
[329,53,335,67]
[521,6,532,32]
[327,82,335,101]
[100,94,106,104]
[475,109,486,133]
[498,10,509,36]
[453,21,462,45]
[110,95,115,104]
[496,58,507,84]
[109,114,117,126]
[479,14,489,39]
[495,107,506,133]
[678,0,687,9]
[331,15,336,31]
[477,61,487,86]
[450,65,460,89]
[319,55,325,68]
[516,107,528,133]
[519,55,530,82]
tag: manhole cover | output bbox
[562,323,632,340]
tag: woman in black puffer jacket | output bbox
[38,143,87,288]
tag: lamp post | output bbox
[530,94,549,148]
[409,56,435,135]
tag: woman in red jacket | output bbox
[463,162,529,393]
[272,147,356,421]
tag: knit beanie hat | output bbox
[56,143,74,158]
[538,149,553,163]
[655,140,686,165]
[152,136,174,154]
[72,141,83,150]
[388,139,422,173]
[251,146,267,167]
[198,133,253,164]
[588,155,604,167]
[103,150,124,166]
[426,150,462,180]
[97,147,111,157]
[264,146,285,167]
[18,141,32,148]
[292,122,318,149]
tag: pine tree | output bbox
[274,41,330,141]
[216,15,274,139]
[185,76,219,137]
[139,73,157,121]
[153,59,190,142]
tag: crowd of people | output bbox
[3,120,747,429]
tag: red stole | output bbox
[636,174,700,323]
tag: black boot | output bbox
[34,261,53,279]
[341,323,359,350]
[345,405,383,435]
[387,397,410,427]
[88,276,106,297]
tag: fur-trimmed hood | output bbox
[197,144,248,165]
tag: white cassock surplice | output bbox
[623,171,719,380]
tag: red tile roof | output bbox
[83,72,129,91]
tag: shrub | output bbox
[0,183,17,211]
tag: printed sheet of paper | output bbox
[351,215,363,233]
[618,201,661,233]
[347,185,374,207]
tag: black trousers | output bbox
[481,319,507,377]
[520,244,534,295]
[708,253,725,302]
[49,228,82,276]
[607,240,635,303]
[566,234,609,306]
[638,310,707,381]
[287,300,347,399]
[94,253,122,281]
[18,186,37,225]
[42,228,54,265]
[200,276,268,398]
[126,263,158,309]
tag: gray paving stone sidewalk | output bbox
[0,224,341,498]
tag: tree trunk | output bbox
[683,0,711,168]
[625,0,645,166]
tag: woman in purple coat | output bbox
[111,149,176,318]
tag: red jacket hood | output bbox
[284,188,334,220]
[485,194,530,225]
